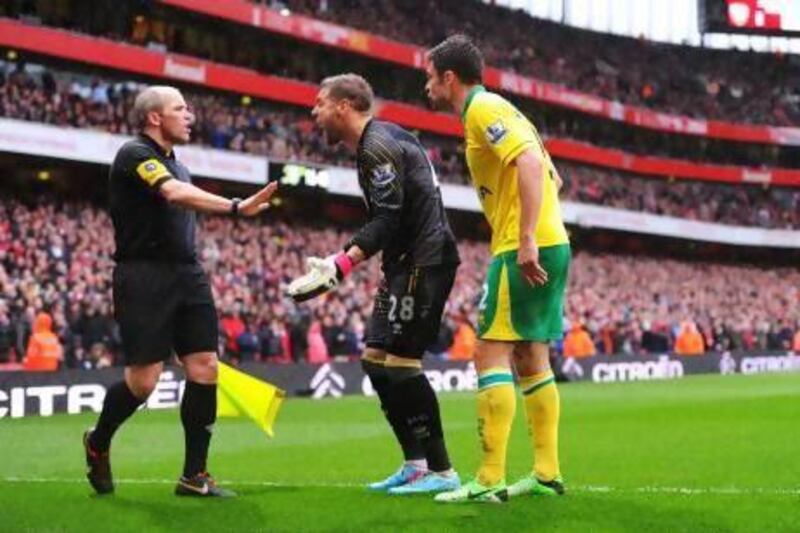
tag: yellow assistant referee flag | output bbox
[217,362,284,437]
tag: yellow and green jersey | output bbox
[462,86,568,256]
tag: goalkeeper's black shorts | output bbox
[365,262,457,358]
[113,260,219,366]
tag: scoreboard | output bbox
[700,0,800,36]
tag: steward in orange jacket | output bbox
[23,313,63,371]
[563,323,596,358]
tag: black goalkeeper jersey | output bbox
[109,134,197,263]
[348,119,460,268]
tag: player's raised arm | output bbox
[159,179,278,217]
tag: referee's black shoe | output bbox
[175,472,236,498]
[83,428,114,495]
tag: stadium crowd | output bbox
[277,0,800,126]
[558,162,800,230]
[0,198,797,372]
[5,0,797,126]
[2,61,798,230]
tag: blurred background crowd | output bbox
[0,0,797,372]
[2,61,797,230]
[1,198,798,370]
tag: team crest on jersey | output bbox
[485,120,508,145]
[371,163,397,187]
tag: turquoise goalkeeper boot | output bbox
[367,464,427,492]
[388,471,461,495]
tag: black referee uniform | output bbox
[109,133,218,364]
[349,119,460,359]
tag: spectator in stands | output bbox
[341,316,362,357]
[258,318,290,362]
[82,342,113,370]
[562,322,596,358]
[0,303,13,363]
[775,319,795,351]
[23,311,63,371]
[306,320,329,364]
[322,314,358,359]
[14,307,35,363]
[766,319,793,351]
[641,320,671,354]
[674,321,705,356]
[288,306,312,362]
[220,306,246,361]
[236,319,261,363]
[76,302,115,356]
[448,319,476,361]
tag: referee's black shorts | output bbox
[366,262,457,359]
[113,260,219,366]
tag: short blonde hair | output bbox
[320,74,374,113]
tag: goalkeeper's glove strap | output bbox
[333,253,354,280]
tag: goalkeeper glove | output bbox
[286,253,354,303]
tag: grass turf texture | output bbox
[0,373,797,532]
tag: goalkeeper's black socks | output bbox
[90,380,145,452]
[388,372,452,473]
[362,359,425,461]
[181,381,217,478]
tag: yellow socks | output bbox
[476,368,516,486]
[519,370,561,481]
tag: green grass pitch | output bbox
[1,373,798,532]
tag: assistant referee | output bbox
[83,85,276,498]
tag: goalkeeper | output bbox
[288,73,461,495]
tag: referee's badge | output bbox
[136,158,170,186]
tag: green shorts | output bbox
[477,243,570,342]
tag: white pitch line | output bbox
[1,477,798,496]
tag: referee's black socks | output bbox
[361,359,425,463]
[181,381,217,478]
[386,367,452,473]
[90,381,145,452]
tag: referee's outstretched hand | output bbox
[518,239,549,286]
[239,182,279,217]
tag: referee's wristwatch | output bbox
[230,197,242,217]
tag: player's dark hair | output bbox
[427,34,484,84]
[320,73,374,113]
